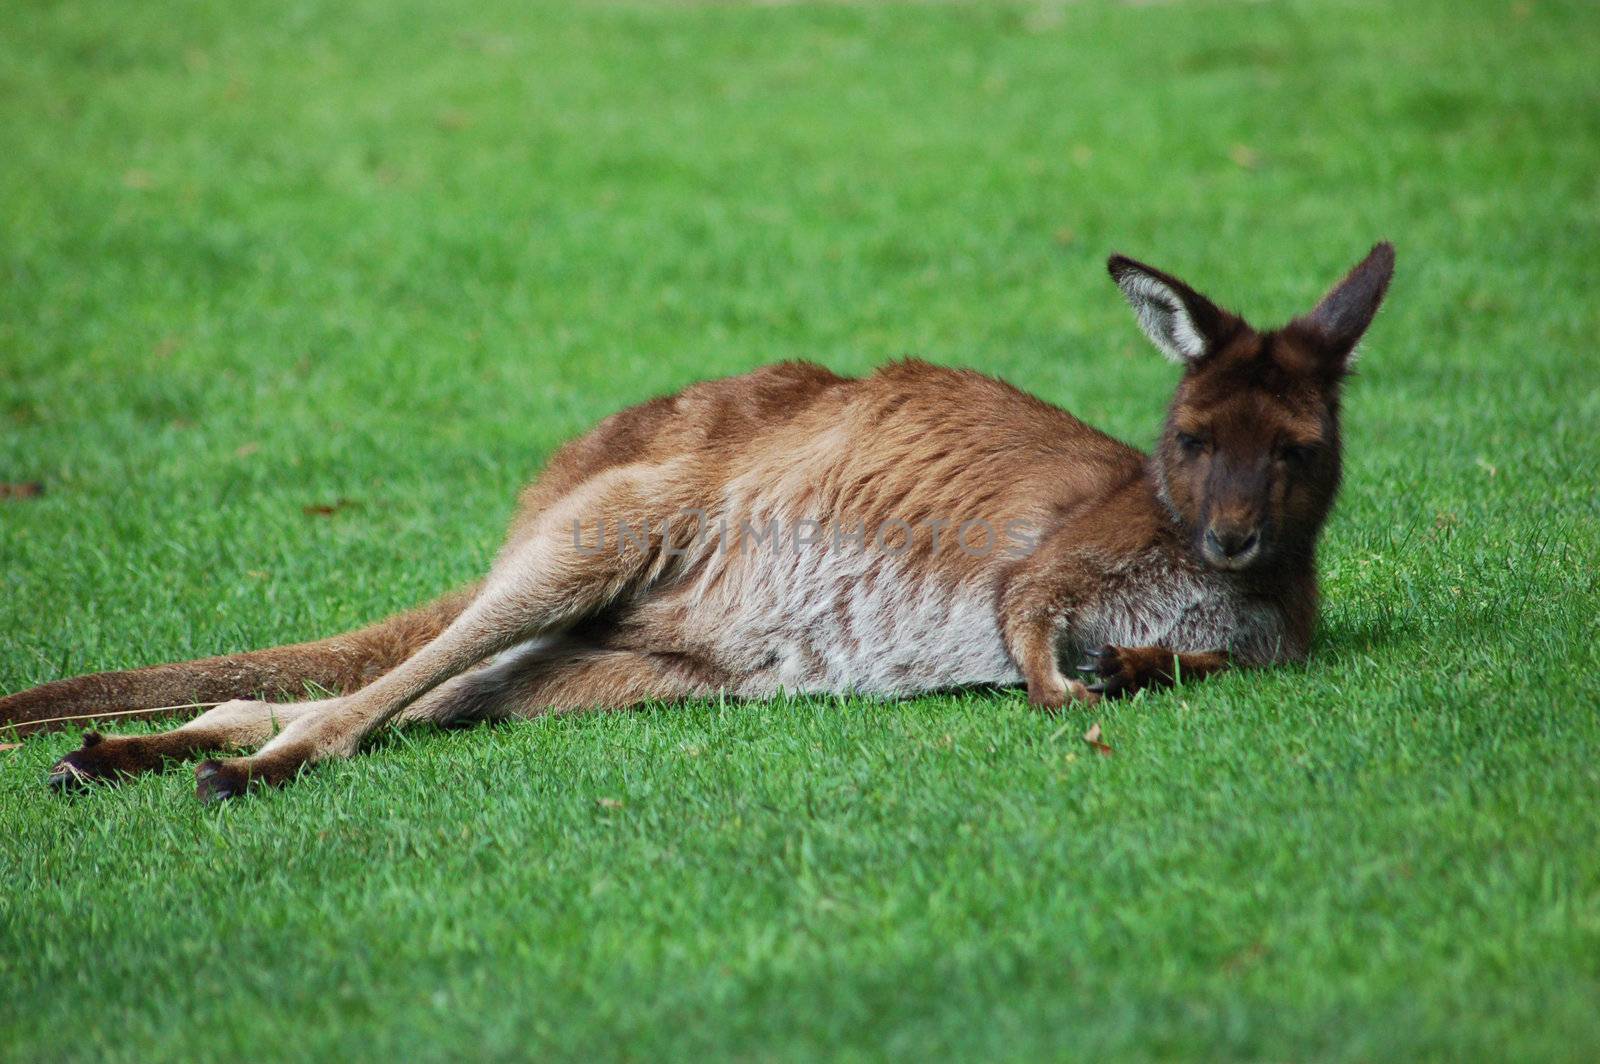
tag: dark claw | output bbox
[1085,683,1106,695]
[46,731,115,791]
[1077,646,1117,675]
[194,760,240,803]
[46,761,87,791]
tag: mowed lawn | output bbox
[3,0,1598,1059]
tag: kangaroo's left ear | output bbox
[1108,254,1241,365]
[1293,241,1396,367]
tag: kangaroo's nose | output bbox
[1205,526,1260,559]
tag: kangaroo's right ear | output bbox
[1108,255,1239,365]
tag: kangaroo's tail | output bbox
[0,584,480,737]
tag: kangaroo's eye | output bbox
[1176,432,1208,456]
[1278,443,1313,465]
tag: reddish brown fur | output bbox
[0,585,478,737]
[3,243,1394,799]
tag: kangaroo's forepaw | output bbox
[1075,640,1190,697]
[47,731,162,790]
[1027,674,1101,713]
[1075,644,1163,699]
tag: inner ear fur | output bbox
[1107,254,1241,365]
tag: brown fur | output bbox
[0,586,478,737]
[3,244,1394,799]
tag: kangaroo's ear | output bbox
[1107,255,1240,365]
[1295,241,1395,365]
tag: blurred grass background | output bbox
[2,0,1598,1060]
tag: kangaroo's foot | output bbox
[192,698,345,801]
[46,698,319,793]
[194,754,304,802]
[47,731,170,789]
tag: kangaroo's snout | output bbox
[1202,523,1261,570]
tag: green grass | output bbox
[3,0,1598,1059]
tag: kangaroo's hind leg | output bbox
[44,634,605,788]
[191,463,694,801]
[403,637,725,728]
[47,699,323,789]
[38,587,482,787]
[4,584,478,738]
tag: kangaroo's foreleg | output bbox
[190,465,690,800]
[998,539,1105,711]
[1076,645,1230,698]
[999,531,1237,710]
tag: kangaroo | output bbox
[3,243,1394,800]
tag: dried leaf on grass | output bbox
[1082,722,1114,757]
[303,498,360,517]
[0,482,44,500]
[1229,144,1262,170]
[0,743,21,753]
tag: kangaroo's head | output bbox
[1108,243,1395,574]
